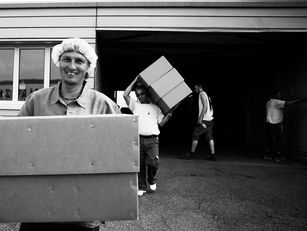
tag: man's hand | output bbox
[201,122,207,128]
[124,76,141,106]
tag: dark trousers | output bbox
[19,223,99,231]
[265,122,283,155]
[139,136,159,190]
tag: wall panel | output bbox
[0,7,96,41]
[0,8,95,16]
[0,28,95,41]
[97,8,307,32]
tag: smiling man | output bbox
[18,38,120,231]
[18,38,119,116]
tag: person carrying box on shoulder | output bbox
[123,77,173,197]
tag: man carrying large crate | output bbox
[123,77,173,197]
[18,37,120,231]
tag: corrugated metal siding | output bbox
[1,0,307,8]
[0,8,96,41]
[97,8,307,32]
[2,6,307,40]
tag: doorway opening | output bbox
[96,30,307,158]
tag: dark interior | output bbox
[96,31,307,157]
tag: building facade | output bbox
[1,0,307,160]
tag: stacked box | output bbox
[157,82,192,114]
[0,114,139,222]
[138,56,192,114]
[148,68,184,104]
[139,56,173,87]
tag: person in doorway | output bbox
[18,37,120,231]
[264,90,305,163]
[123,77,173,197]
[182,83,215,161]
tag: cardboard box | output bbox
[148,68,184,104]
[0,115,139,223]
[138,56,173,86]
[157,82,192,114]
[137,56,192,114]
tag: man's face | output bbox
[135,89,149,104]
[193,85,199,93]
[277,91,284,99]
[59,51,90,86]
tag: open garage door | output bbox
[96,31,307,159]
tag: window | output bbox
[0,46,53,109]
[50,56,61,87]
[0,49,14,100]
[19,49,45,101]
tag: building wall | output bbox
[0,8,96,41]
[96,7,307,32]
[1,1,307,161]
[1,4,307,117]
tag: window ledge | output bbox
[0,101,24,110]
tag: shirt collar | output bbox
[50,80,91,109]
[50,81,61,106]
[76,81,91,109]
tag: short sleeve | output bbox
[276,99,286,109]
[157,106,164,124]
[128,97,137,112]
[17,94,34,116]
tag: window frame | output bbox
[0,46,52,109]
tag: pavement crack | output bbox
[196,198,206,211]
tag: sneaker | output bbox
[275,155,287,163]
[207,154,216,161]
[181,152,194,160]
[264,154,273,161]
[137,190,146,197]
[149,183,157,192]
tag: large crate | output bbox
[138,56,192,114]
[148,68,184,104]
[0,115,139,223]
[157,82,192,114]
[139,56,173,87]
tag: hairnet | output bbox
[51,38,98,72]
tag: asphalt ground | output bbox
[1,149,307,231]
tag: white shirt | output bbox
[199,91,213,121]
[266,98,285,124]
[129,98,164,136]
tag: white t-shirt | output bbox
[266,98,285,124]
[129,98,164,136]
[199,91,213,121]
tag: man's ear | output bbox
[85,72,89,79]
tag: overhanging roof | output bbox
[0,0,307,8]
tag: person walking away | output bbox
[182,83,215,161]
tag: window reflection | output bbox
[19,49,44,101]
[50,51,61,87]
[0,49,14,100]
